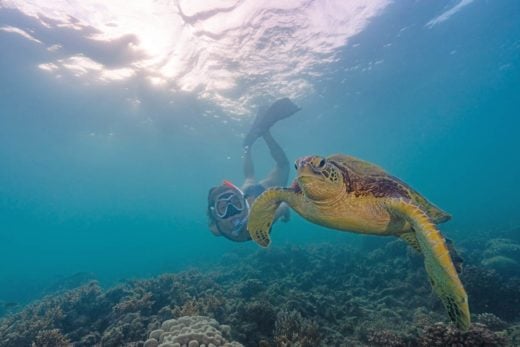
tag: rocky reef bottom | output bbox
[1,228,519,346]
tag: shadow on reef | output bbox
[1,227,519,346]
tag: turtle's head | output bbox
[295,156,344,201]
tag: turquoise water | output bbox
[0,0,519,309]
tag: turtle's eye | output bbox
[294,162,298,170]
[318,158,326,168]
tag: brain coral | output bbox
[144,315,243,347]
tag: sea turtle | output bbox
[247,154,470,330]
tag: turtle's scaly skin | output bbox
[247,154,470,330]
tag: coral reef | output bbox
[462,265,520,321]
[0,229,518,346]
[273,309,321,347]
[483,239,520,260]
[475,312,508,331]
[0,272,226,347]
[507,324,520,346]
[144,315,243,347]
[481,238,520,277]
[364,329,407,347]
[482,255,519,275]
[418,322,507,346]
[33,329,70,347]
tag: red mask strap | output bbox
[222,180,246,199]
[223,180,239,190]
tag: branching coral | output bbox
[273,309,321,347]
[33,329,70,347]
[475,312,507,331]
[364,329,406,347]
[419,322,507,346]
[113,290,154,315]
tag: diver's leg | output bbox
[242,146,256,188]
[259,130,289,187]
[243,107,266,149]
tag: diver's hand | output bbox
[273,202,290,223]
[280,205,290,223]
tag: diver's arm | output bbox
[273,203,290,223]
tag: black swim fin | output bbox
[243,98,301,148]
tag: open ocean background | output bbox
[1,0,519,316]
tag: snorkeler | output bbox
[207,98,301,242]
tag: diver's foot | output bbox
[243,98,300,148]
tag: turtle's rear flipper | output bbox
[387,199,470,330]
[243,98,301,148]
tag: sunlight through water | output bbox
[1,0,391,115]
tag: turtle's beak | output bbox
[295,156,319,177]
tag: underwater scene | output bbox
[1,0,519,346]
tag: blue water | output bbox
[0,0,519,306]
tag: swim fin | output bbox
[243,98,301,148]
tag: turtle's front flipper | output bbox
[386,199,470,330]
[247,188,298,247]
[400,232,422,253]
[400,233,464,274]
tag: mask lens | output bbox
[214,191,244,218]
[229,194,244,210]
[216,199,229,216]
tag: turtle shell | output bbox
[327,154,450,224]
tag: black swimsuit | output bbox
[243,183,266,199]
